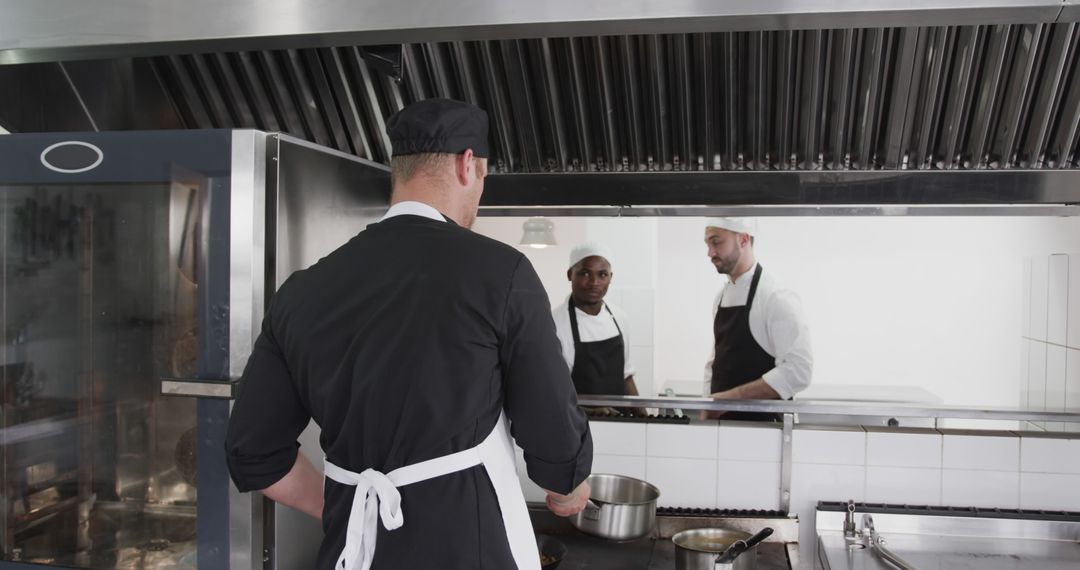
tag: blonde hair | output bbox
[390,153,487,185]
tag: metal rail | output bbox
[576,395,1080,423]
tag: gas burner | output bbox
[582,409,690,424]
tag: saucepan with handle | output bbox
[568,473,660,541]
[672,527,774,570]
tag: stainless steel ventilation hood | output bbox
[2,0,1077,63]
[1,0,1079,214]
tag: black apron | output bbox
[568,300,627,396]
[710,264,780,421]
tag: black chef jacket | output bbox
[225,213,593,570]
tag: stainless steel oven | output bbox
[0,130,389,569]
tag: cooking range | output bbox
[530,506,799,570]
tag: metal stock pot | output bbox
[569,473,659,541]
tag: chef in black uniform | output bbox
[703,218,813,420]
[225,98,593,570]
[552,243,645,415]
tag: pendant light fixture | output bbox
[519,217,556,249]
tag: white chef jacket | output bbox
[552,298,636,379]
[703,264,813,399]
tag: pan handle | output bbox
[742,527,774,550]
[583,499,602,521]
[715,527,774,566]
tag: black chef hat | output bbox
[386,98,490,159]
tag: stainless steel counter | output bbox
[816,504,1080,570]
[818,531,1080,570]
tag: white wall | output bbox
[477,216,1080,407]
[1023,253,1080,427]
[685,216,1080,408]
[472,217,586,308]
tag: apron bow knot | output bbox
[323,413,540,570]
[334,468,404,570]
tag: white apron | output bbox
[323,411,540,570]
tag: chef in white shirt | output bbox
[703,218,812,421]
[552,243,643,414]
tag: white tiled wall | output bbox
[942,469,1020,508]
[647,423,717,460]
[866,431,941,468]
[719,424,782,462]
[792,428,866,465]
[647,457,718,507]
[1020,437,1080,474]
[717,424,783,510]
[866,466,941,504]
[588,422,647,456]
[717,461,781,510]
[516,423,1080,551]
[1020,473,1080,511]
[864,430,944,506]
[938,434,1022,509]
[592,454,647,480]
[790,464,866,503]
[785,427,866,548]
[943,434,1020,471]
[790,463,865,547]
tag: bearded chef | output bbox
[703,218,813,421]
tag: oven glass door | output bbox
[1,131,237,569]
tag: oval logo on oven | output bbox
[40,141,104,174]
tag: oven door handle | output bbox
[160,377,239,399]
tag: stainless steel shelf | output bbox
[577,395,1080,423]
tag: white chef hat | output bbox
[568,242,614,269]
[705,217,758,235]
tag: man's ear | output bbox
[455,149,476,186]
